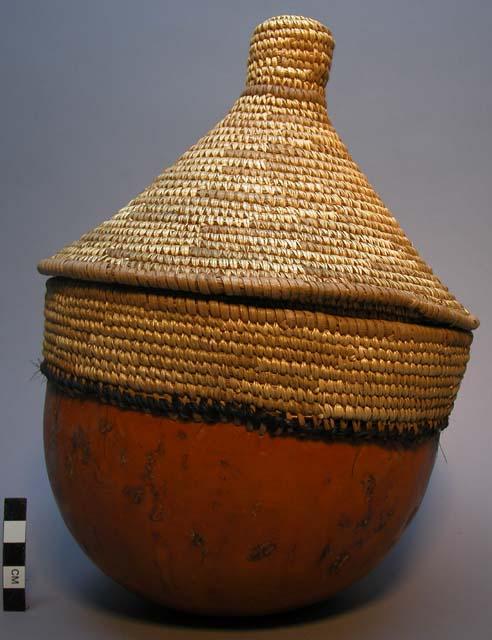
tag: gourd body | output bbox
[44,383,437,616]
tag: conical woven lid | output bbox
[38,15,478,331]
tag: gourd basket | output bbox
[38,15,478,616]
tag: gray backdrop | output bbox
[1,0,491,638]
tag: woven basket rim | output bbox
[41,276,473,441]
[37,261,479,331]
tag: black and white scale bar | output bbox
[3,498,27,611]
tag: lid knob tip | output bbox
[246,15,335,92]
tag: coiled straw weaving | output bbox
[38,16,478,440]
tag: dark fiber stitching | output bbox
[41,361,445,446]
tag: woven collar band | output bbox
[38,15,478,331]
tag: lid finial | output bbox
[245,15,335,95]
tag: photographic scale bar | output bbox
[3,498,27,611]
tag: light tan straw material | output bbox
[39,16,478,439]
[42,278,472,438]
[38,15,478,332]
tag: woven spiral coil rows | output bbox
[42,279,472,438]
[39,16,477,439]
[38,16,478,332]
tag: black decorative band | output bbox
[41,361,445,446]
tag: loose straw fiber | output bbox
[39,16,478,439]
